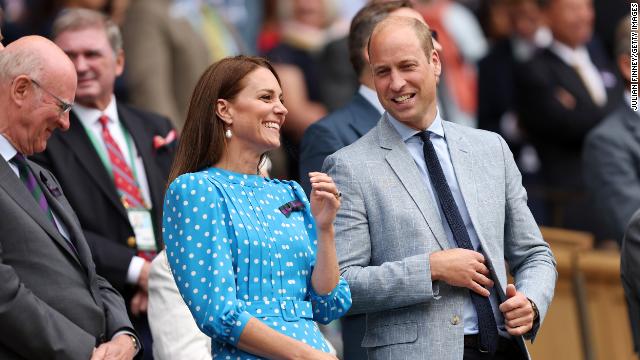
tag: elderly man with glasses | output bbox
[0,35,140,360]
[28,9,177,359]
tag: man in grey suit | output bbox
[324,17,556,359]
[0,36,138,359]
[583,16,637,244]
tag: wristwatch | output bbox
[528,298,540,322]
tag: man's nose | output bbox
[390,71,406,92]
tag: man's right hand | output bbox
[137,260,151,292]
[429,249,494,296]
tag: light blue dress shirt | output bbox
[387,112,507,336]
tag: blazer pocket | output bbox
[361,321,418,348]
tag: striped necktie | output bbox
[11,153,78,254]
[98,115,145,209]
[11,153,55,223]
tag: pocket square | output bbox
[153,129,177,150]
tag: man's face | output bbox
[545,0,594,48]
[370,24,441,130]
[10,75,75,155]
[54,27,123,110]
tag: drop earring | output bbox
[225,128,233,139]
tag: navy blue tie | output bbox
[419,131,498,354]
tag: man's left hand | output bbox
[90,334,136,360]
[498,284,534,336]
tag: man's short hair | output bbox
[615,15,634,58]
[0,45,44,83]
[52,8,122,54]
[368,16,435,62]
[348,0,413,76]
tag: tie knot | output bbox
[11,153,28,167]
[98,115,109,127]
[418,131,432,142]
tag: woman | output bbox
[163,55,351,359]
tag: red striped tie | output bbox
[98,115,145,209]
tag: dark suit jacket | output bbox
[31,103,176,297]
[622,209,640,353]
[584,103,640,243]
[299,92,380,196]
[0,156,135,359]
[515,41,622,190]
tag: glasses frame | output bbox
[30,78,73,116]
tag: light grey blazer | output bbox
[323,115,557,360]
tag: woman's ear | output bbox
[215,99,233,125]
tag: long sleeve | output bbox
[290,181,352,324]
[163,173,253,346]
[499,134,557,340]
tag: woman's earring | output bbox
[225,128,233,139]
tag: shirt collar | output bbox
[72,95,119,128]
[549,40,590,67]
[0,133,18,163]
[386,110,444,142]
[358,85,385,115]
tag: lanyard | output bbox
[82,119,141,189]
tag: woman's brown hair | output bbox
[167,55,281,186]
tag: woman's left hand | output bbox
[308,172,341,230]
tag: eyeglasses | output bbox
[30,78,73,116]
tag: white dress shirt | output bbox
[550,41,607,106]
[72,96,152,284]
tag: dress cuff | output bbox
[227,311,253,346]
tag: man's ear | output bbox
[114,49,125,77]
[431,49,442,83]
[11,75,32,107]
[215,99,233,125]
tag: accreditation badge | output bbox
[127,209,157,251]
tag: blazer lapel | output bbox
[59,113,129,222]
[117,105,162,206]
[118,105,165,247]
[445,124,506,293]
[378,116,449,250]
[0,158,83,266]
[32,165,90,267]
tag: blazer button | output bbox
[127,236,136,248]
[451,315,461,325]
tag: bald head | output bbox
[0,36,76,155]
[0,36,76,85]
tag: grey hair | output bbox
[52,8,123,54]
[0,46,44,83]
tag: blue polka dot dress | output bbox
[163,167,352,359]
